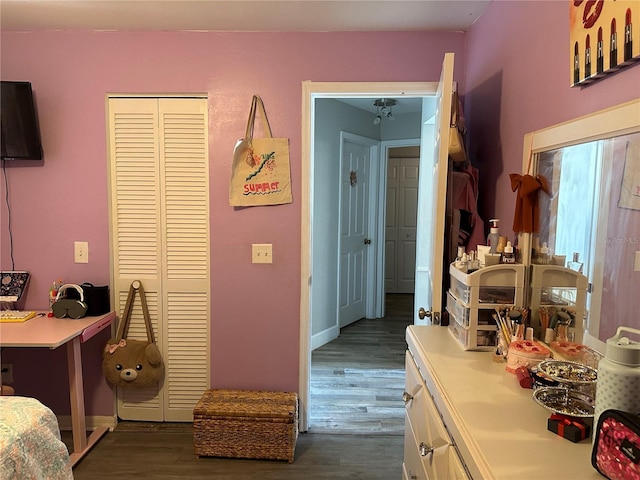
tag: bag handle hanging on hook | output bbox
[116,280,155,344]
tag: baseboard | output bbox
[57,415,117,432]
[311,325,339,350]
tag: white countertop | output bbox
[406,325,601,480]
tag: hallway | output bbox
[309,294,413,434]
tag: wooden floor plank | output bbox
[65,293,412,477]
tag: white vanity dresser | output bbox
[403,325,602,479]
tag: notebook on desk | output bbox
[0,271,31,304]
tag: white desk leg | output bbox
[67,337,87,463]
[66,334,110,467]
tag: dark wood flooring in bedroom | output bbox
[66,294,413,479]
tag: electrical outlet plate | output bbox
[252,244,272,264]
[1,364,13,384]
[74,241,89,263]
[635,251,640,272]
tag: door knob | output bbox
[418,308,432,320]
[364,238,371,245]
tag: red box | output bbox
[548,414,591,443]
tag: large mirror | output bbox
[520,99,640,354]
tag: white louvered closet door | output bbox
[108,97,210,422]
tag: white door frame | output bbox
[300,81,438,432]
[375,138,420,317]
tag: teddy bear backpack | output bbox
[102,280,164,388]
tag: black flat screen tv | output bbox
[1,81,44,160]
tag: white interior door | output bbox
[108,96,210,422]
[386,157,419,293]
[338,132,376,328]
[413,53,455,325]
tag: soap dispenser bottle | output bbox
[487,219,500,254]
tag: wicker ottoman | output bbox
[193,389,298,463]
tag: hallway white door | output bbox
[385,156,419,293]
[338,132,377,328]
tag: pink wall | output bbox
[2,1,638,419]
[0,30,465,415]
[464,1,640,345]
[464,1,640,239]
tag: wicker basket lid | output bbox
[194,389,297,420]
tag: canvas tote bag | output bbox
[229,95,292,206]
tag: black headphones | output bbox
[52,284,89,319]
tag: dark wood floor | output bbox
[66,294,413,479]
[309,293,412,434]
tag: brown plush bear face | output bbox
[102,339,164,388]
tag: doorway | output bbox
[300,82,440,431]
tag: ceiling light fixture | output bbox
[373,98,397,124]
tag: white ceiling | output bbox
[0,0,491,32]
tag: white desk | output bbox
[0,311,115,467]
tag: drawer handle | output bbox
[419,441,434,460]
[402,391,413,403]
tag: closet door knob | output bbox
[418,307,432,319]
[402,391,413,404]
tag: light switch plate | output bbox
[252,244,272,264]
[74,241,89,263]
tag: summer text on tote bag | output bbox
[230,95,292,206]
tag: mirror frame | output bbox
[518,99,640,353]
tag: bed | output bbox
[0,396,73,480]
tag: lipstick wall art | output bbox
[570,0,640,86]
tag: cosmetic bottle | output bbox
[454,247,466,270]
[510,311,524,341]
[496,236,506,261]
[502,241,516,264]
[467,251,479,273]
[554,311,571,342]
[567,252,584,273]
[537,242,551,265]
[487,219,500,254]
[459,253,469,273]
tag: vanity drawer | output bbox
[447,291,470,327]
[404,351,456,479]
[448,447,470,479]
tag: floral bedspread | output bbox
[0,396,73,480]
